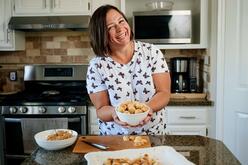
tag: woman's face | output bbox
[106,9,131,49]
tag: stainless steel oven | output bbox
[0,64,89,165]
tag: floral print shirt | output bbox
[86,41,169,135]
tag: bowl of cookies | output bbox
[34,129,78,150]
[115,101,150,126]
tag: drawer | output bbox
[167,107,207,124]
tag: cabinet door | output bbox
[0,0,6,45]
[167,125,207,136]
[91,0,121,13]
[14,0,51,15]
[52,0,90,14]
[0,0,25,50]
[88,106,100,135]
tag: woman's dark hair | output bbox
[89,5,133,57]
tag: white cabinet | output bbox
[91,0,122,13]
[0,0,25,51]
[124,0,208,49]
[13,0,91,16]
[166,106,208,136]
[88,106,100,135]
[89,105,208,136]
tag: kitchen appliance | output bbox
[171,57,198,93]
[0,64,89,165]
[8,15,90,31]
[133,10,192,44]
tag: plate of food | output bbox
[84,146,195,165]
[34,129,78,150]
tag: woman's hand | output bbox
[112,111,128,126]
[138,108,153,126]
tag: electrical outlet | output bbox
[9,71,17,81]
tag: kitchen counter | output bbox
[168,98,213,106]
[21,135,240,165]
[87,99,213,107]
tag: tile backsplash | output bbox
[0,31,94,64]
[0,31,210,95]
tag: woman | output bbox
[86,5,171,135]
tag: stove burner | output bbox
[42,90,60,96]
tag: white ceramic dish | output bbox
[34,129,78,151]
[85,146,195,165]
[115,103,149,126]
[146,0,174,10]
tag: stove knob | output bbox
[38,107,47,113]
[19,107,28,113]
[9,107,17,114]
[68,106,76,113]
[58,106,66,113]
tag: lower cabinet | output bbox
[89,105,209,136]
[88,106,100,135]
[166,125,207,136]
[165,106,209,136]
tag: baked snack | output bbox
[123,136,148,147]
[47,130,72,141]
[103,153,160,165]
[117,101,149,114]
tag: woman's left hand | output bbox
[137,108,153,126]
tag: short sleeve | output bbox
[151,44,169,74]
[86,58,107,94]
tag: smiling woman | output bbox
[86,5,171,136]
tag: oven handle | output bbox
[4,117,81,123]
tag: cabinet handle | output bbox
[54,0,59,8]
[88,2,90,11]
[7,29,12,43]
[2,22,5,33]
[179,116,196,119]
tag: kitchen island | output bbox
[21,135,240,165]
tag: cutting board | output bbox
[72,135,151,154]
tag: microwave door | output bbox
[133,11,192,44]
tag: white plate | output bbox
[34,129,78,151]
[85,146,195,165]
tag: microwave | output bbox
[133,10,192,44]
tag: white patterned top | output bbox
[86,41,169,135]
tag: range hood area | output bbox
[8,15,90,31]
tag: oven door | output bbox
[2,116,87,165]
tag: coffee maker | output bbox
[171,57,198,93]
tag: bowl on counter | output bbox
[145,0,174,10]
[115,101,150,126]
[34,129,78,150]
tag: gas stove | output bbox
[1,64,89,115]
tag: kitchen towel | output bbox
[21,118,68,154]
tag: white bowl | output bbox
[115,103,150,126]
[34,129,78,151]
[146,1,174,11]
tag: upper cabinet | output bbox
[91,0,121,13]
[123,0,208,49]
[0,0,25,51]
[13,0,91,16]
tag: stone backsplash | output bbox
[0,31,210,95]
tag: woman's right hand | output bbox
[112,111,128,126]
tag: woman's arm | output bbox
[89,91,114,122]
[146,72,171,112]
[89,91,126,126]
